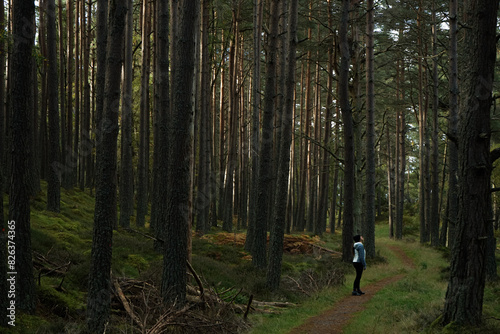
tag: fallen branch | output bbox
[113,279,143,330]
[310,243,342,255]
[187,260,205,300]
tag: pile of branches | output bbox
[111,262,297,334]
[281,265,346,297]
[201,233,342,256]
[111,276,250,334]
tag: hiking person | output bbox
[352,234,366,296]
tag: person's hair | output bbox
[353,235,361,243]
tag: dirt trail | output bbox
[288,245,415,334]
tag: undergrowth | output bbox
[4,183,346,333]
[3,185,499,333]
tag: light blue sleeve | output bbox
[359,245,366,269]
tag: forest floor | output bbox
[287,245,416,334]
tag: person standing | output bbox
[352,235,366,296]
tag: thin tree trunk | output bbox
[364,0,375,257]
[152,0,170,248]
[137,0,151,227]
[430,2,440,247]
[63,0,74,189]
[387,125,394,238]
[119,0,134,229]
[58,0,66,185]
[47,0,61,212]
[417,4,429,244]
[446,0,459,250]
[339,0,354,263]
[195,0,211,234]
[245,0,263,251]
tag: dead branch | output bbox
[187,260,205,300]
[113,279,144,330]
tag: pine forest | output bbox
[0,0,499,333]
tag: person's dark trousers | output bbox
[352,262,364,291]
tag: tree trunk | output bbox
[151,0,170,247]
[63,0,74,189]
[47,0,61,212]
[364,0,375,257]
[387,125,395,238]
[445,0,459,249]
[417,4,429,244]
[0,0,7,325]
[442,0,498,325]
[83,0,92,189]
[161,0,198,306]
[74,0,80,188]
[86,0,125,332]
[10,0,36,314]
[245,0,263,252]
[430,2,440,246]
[195,0,212,234]
[267,0,297,291]
[339,0,354,263]
[57,0,66,188]
[252,0,279,269]
[137,0,151,228]
[395,43,405,240]
[119,0,134,229]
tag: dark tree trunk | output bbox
[137,0,151,228]
[364,0,375,257]
[0,0,7,325]
[10,0,36,313]
[62,0,74,189]
[445,0,459,249]
[267,0,297,291]
[86,0,125,332]
[252,0,279,270]
[161,0,198,306]
[119,0,134,229]
[195,0,212,234]
[245,0,263,251]
[339,0,354,263]
[442,0,498,326]
[151,0,169,244]
[47,0,61,212]
[430,2,440,247]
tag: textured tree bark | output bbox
[267,0,297,291]
[86,0,125,332]
[364,0,375,257]
[252,0,279,270]
[442,0,498,326]
[162,0,198,306]
[0,0,6,324]
[47,0,61,212]
[137,0,151,228]
[445,0,459,250]
[119,0,134,229]
[10,0,36,313]
[339,0,354,263]
[430,2,440,247]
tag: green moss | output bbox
[37,284,86,318]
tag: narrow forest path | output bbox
[287,245,416,334]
